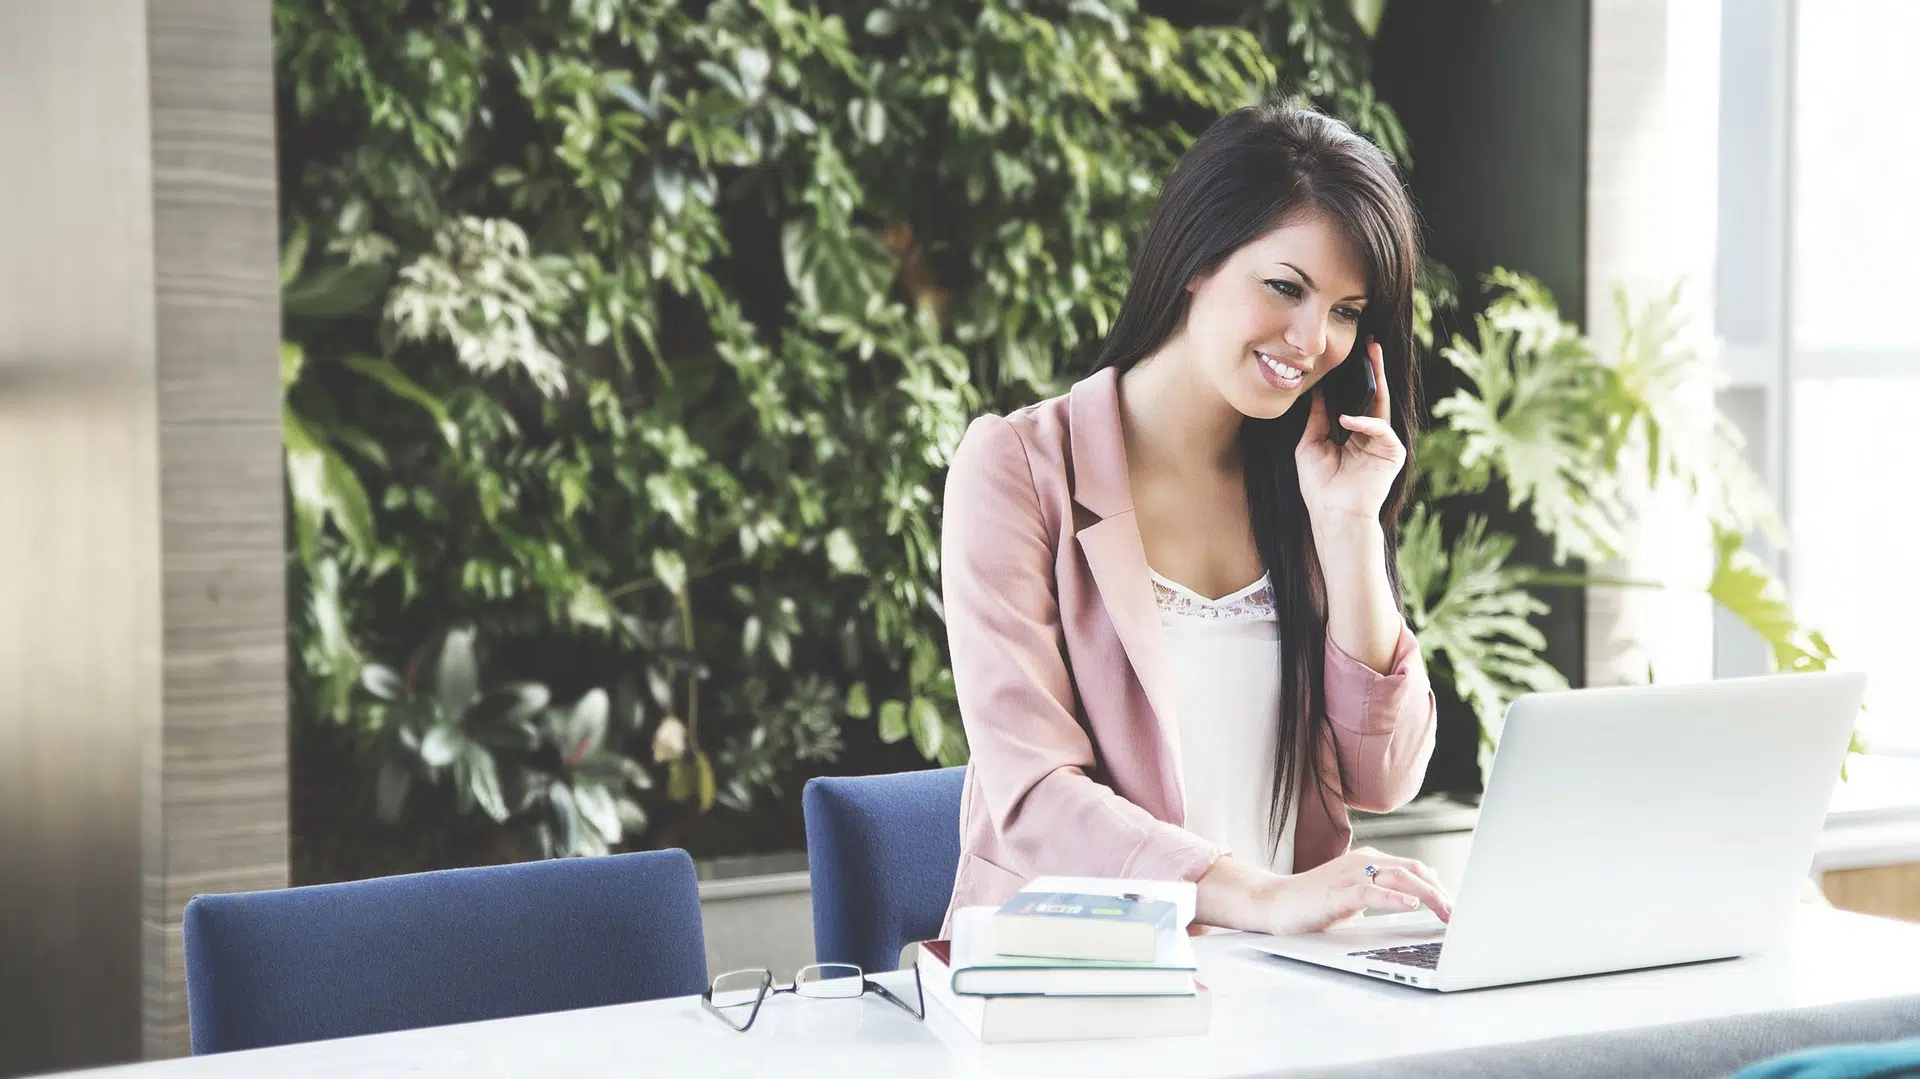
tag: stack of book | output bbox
[915,876,1212,1043]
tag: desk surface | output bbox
[59,907,1920,1079]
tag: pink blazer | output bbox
[940,368,1437,928]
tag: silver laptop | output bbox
[1244,670,1866,991]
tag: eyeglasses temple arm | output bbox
[865,962,925,1020]
[700,982,769,1032]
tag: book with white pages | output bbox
[948,906,1197,996]
[917,933,1211,1044]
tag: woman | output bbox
[940,102,1451,937]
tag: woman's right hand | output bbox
[1260,848,1454,936]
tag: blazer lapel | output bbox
[1068,370,1188,815]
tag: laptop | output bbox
[1243,670,1866,991]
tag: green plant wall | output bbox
[278,0,1409,874]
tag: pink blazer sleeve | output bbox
[942,415,1226,883]
[1323,623,1437,813]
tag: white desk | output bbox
[56,907,1920,1079]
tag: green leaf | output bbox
[573,782,622,844]
[910,697,944,759]
[646,666,674,709]
[436,626,480,720]
[281,340,306,389]
[938,738,969,768]
[466,746,509,822]
[1433,276,1628,564]
[602,70,655,119]
[735,47,770,99]
[864,9,897,35]
[318,451,376,555]
[567,584,615,630]
[781,219,894,317]
[645,474,697,530]
[374,759,410,822]
[283,427,326,567]
[825,527,863,574]
[490,682,550,723]
[559,470,589,518]
[1708,527,1836,675]
[878,700,908,743]
[470,675,552,733]
[548,781,581,854]
[473,717,539,754]
[305,558,359,721]
[652,549,688,596]
[694,749,716,812]
[1605,284,1779,542]
[420,724,462,768]
[1398,505,1567,774]
[851,98,887,144]
[280,219,311,288]
[283,406,375,560]
[618,755,654,792]
[329,424,389,470]
[360,664,406,701]
[845,682,871,719]
[1349,0,1387,38]
[283,260,390,318]
[611,678,645,730]
[565,688,610,763]
[616,798,650,836]
[909,643,937,688]
[343,354,459,447]
[666,758,692,802]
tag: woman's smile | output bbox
[1255,350,1307,392]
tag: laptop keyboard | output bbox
[1348,941,1444,969]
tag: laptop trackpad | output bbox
[1246,911,1447,959]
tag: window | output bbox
[1791,0,1920,353]
[1717,0,1920,754]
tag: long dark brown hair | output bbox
[1093,102,1422,856]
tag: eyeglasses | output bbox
[701,962,925,1033]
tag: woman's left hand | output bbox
[1296,339,1406,526]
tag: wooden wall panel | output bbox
[144,0,289,1060]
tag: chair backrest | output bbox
[183,848,707,1054]
[803,766,965,973]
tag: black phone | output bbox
[1325,329,1377,446]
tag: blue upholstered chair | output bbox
[804,766,966,973]
[183,848,708,1054]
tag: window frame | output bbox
[1715,0,1920,752]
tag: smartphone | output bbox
[1325,329,1377,446]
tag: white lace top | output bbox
[1152,569,1298,874]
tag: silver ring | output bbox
[1363,864,1379,882]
